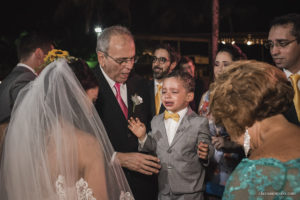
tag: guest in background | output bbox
[210,60,300,199]
[266,13,300,125]
[94,25,159,200]
[0,32,53,157]
[149,43,180,118]
[198,44,246,199]
[178,56,206,112]
[129,70,213,200]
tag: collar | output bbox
[17,63,37,76]
[283,68,300,80]
[154,79,163,87]
[100,65,126,89]
[166,107,188,121]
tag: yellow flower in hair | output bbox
[43,49,70,63]
[37,49,71,74]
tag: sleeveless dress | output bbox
[222,158,300,200]
[55,175,134,200]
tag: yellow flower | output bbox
[44,49,70,63]
[37,49,71,74]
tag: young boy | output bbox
[128,70,213,200]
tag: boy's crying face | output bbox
[162,77,194,113]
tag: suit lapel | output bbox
[94,66,128,121]
[169,108,192,148]
[158,114,170,148]
[126,80,134,118]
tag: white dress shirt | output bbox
[164,107,188,145]
[284,69,300,91]
[139,107,188,146]
[100,66,128,106]
[17,63,37,76]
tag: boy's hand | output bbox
[197,141,209,160]
[128,117,146,140]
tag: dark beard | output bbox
[153,65,171,80]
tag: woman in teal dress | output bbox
[209,60,300,200]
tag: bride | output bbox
[0,58,134,200]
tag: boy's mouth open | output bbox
[164,101,174,107]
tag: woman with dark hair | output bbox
[198,44,246,199]
[210,60,300,199]
[68,58,99,103]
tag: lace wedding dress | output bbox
[56,175,133,200]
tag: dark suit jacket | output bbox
[0,66,36,123]
[190,78,206,112]
[283,104,300,126]
[93,66,158,200]
[148,80,166,119]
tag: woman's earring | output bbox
[243,129,251,157]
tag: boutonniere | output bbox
[131,93,143,112]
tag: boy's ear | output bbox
[186,92,194,102]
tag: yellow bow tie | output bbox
[164,110,180,122]
[290,74,300,121]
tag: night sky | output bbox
[0,0,300,78]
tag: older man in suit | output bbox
[0,32,53,156]
[93,25,160,200]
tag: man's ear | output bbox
[35,48,44,60]
[169,62,177,73]
[186,92,194,102]
[97,51,105,66]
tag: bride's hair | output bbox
[68,58,99,91]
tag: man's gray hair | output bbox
[96,25,134,53]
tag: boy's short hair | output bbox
[165,70,195,93]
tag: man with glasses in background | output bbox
[94,25,159,200]
[266,13,300,125]
[149,43,180,118]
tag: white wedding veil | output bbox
[0,59,133,200]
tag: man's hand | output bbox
[116,152,161,175]
[128,117,146,141]
[197,141,209,160]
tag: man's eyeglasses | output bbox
[151,56,170,64]
[264,39,298,49]
[99,51,138,65]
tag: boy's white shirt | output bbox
[139,107,188,147]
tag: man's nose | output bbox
[270,46,280,55]
[124,62,134,71]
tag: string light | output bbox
[218,33,267,46]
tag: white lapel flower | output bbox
[131,93,143,113]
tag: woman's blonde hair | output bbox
[210,60,294,139]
